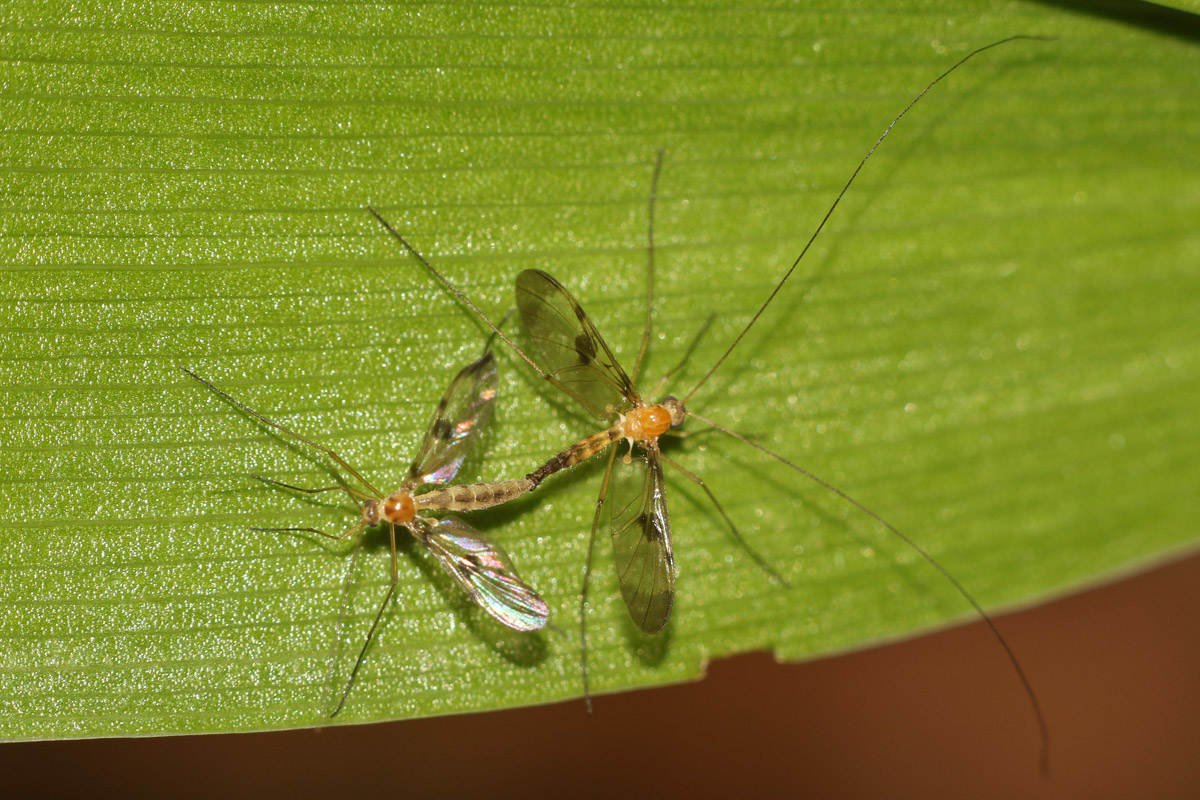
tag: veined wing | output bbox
[515,269,639,420]
[406,353,498,487]
[415,515,550,632]
[607,443,674,634]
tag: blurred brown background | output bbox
[5,551,1199,799]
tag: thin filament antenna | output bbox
[688,408,1050,777]
[684,36,1047,404]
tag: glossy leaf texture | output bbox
[1,1,1198,739]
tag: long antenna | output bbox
[684,35,1048,404]
[689,408,1050,777]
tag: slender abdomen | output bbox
[415,479,536,513]
[527,426,621,486]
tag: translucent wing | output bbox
[607,443,674,634]
[415,515,550,632]
[515,269,639,420]
[406,353,498,487]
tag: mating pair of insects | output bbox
[185,37,1049,769]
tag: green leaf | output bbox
[2,2,1197,740]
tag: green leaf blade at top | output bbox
[1,1,1198,740]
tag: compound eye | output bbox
[662,396,687,428]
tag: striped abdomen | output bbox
[416,479,536,513]
[527,426,621,487]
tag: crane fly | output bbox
[369,36,1050,771]
[181,353,548,716]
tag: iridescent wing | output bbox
[414,515,550,632]
[515,269,639,420]
[607,442,674,634]
[406,353,498,487]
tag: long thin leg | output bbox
[368,207,598,407]
[331,520,402,718]
[251,474,373,502]
[251,521,366,542]
[250,476,370,541]
[181,367,382,498]
[688,408,1050,777]
[327,525,369,713]
[579,445,620,714]
[631,148,666,385]
[659,453,788,587]
[367,208,543,377]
